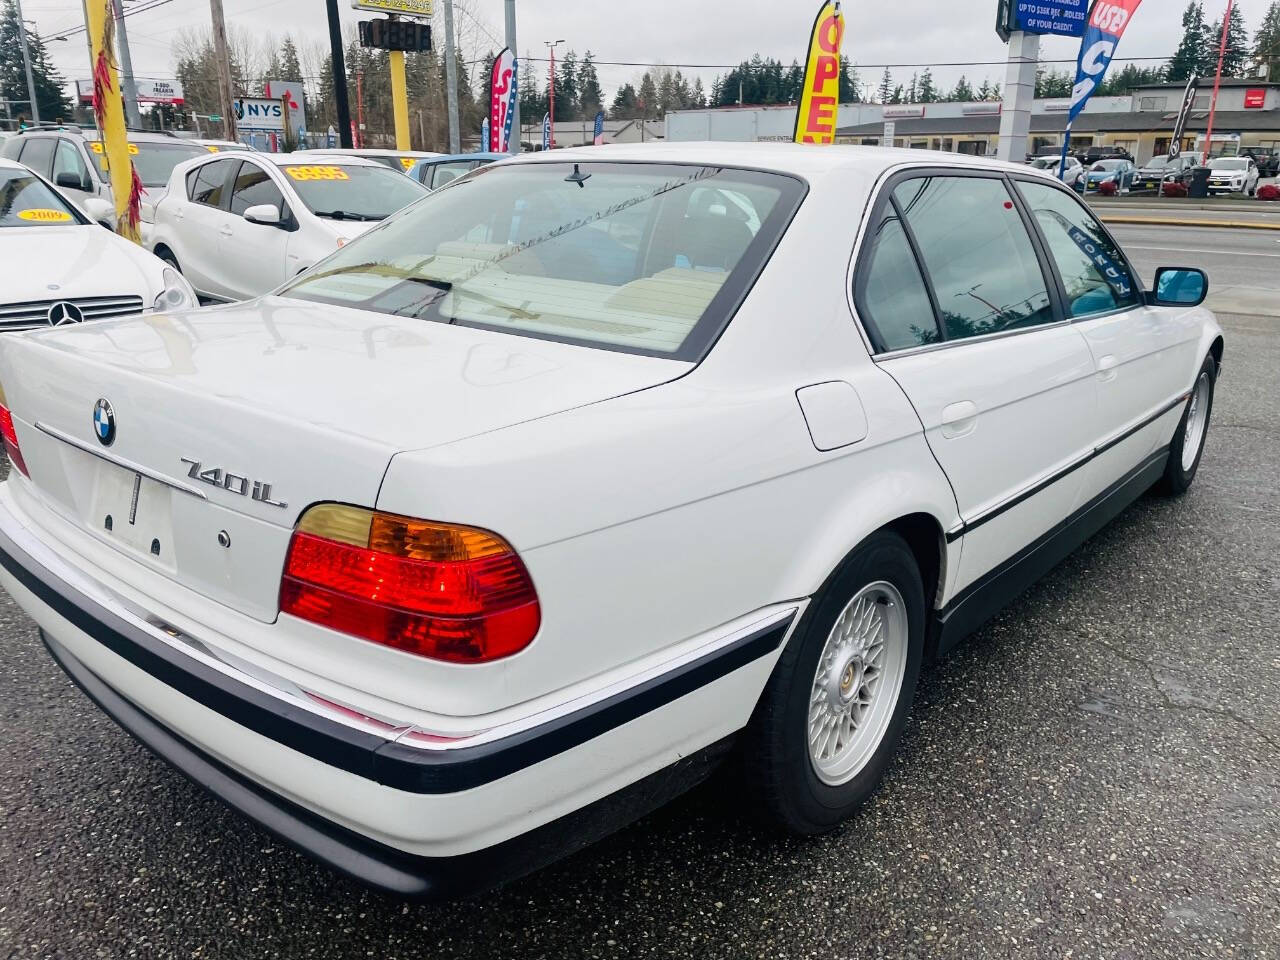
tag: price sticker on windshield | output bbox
[399,157,416,170]
[17,208,74,223]
[89,142,139,154]
[285,165,350,182]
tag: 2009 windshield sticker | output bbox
[285,165,350,182]
[17,208,73,223]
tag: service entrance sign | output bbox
[1011,0,1088,38]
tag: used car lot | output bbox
[0,297,1273,957]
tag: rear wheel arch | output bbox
[153,243,181,271]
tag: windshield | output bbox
[127,141,208,187]
[1092,160,1125,171]
[0,169,83,227]
[1143,157,1171,169]
[1209,158,1248,170]
[280,163,426,220]
[279,162,805,359]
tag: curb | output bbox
[1098,215,1280,231]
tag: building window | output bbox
[1192,95,1210,111]
[1139,97,1168,111]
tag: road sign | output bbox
[351,0,432,17]
[1009,0,1088,38]
[208,114,222,122]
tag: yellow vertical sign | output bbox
[85,0,141,241]
[794,1,846,144]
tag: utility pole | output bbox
[443,0,460,153]
[14,0,40,124]
[112,0,142,128]
[356,69,365,148]
[325,0,352,148]
[545,39,563,149]
[504,0,519,153]
[209,0,237,140]
[1202,0,1233,164]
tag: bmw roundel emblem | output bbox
[93,399,116,447]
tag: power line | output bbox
[45,0,176,40]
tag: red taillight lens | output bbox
[280,504,540,664]
[0,385,29,478]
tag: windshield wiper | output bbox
[313,210,378,222]
[402,275,539,321]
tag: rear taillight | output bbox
[280,504,540,664]
[0,383,29,478]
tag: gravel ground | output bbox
[0,310,1276,960]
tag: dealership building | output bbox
[665,78,1280,164]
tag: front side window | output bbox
[0,169,83,228]
[278,164,425,221]
[280,162,804,359]
[1018,180,1139,318]
[229,163,285,215]
[893,176,1053,341]
[52,139,89,188]
[430,160,478,189]
[188,158,237,207]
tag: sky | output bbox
[20,0,1276,106]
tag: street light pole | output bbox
[545,39,563,149]
[112,0,142,128]
[325,0,352,148]
[504,0,519,153]
[443,0,460,153]
[14,0,40,123]
[1202,0,1234,165]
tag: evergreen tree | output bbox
[638,71,658,116]
[976,78,994,100]
[552,49,578,122]
[785,60,804,102]
[519,55,545,125]
[279,37,304,83]
[1167,2,1208,82]
[916,68,938,103]
[709,77,722,107]
[1035,68,1073,98]
[673,70,691,111]
[889,84,904,104]
[0,0,71,123]
[877,67,893,104]
[577,51,603,119]
[691,76,706,108]
[1255,0,1280,81]
[951,75,975,101]
[1208,5,1250,77]
[907,72,918,103]
[839,56,859,102]
[610,82,638,120]
[1097,63,1165,95]
[657,70,676,115]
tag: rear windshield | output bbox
[0,169,83,227]
[279,162,805,359]
[278,163,426,220]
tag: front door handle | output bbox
[940,400,978,439]
[218,225,234,238]
[1097,354,1119,383]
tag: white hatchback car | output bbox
[0,144,1222,899]
[150,152,427,301]
[1207,155,1261,195]
[0,157,196,331]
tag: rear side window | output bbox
[1016,180,1140,318]
[18,137,55,178]
[229,163,285,215]
[857,208,940,351]
[893,176,1054,341]
[187,158,236,207]
[430,160,477,188]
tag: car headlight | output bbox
[153,267,196,312]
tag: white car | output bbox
[295,147,444,174]
[0,157,196,331]
[1030,154,1083,188]
[1207,156,1260,195]
[0,144,1222,899]
[150,152,428,302]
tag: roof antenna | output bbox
[565,163,591,187]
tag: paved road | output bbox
[1,234,1277,959]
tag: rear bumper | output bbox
[0,486,797,897]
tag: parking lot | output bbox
[1,235,1277,959]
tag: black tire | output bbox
[1157,353,1217,496]
[742,531,925,835]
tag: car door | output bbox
[856,171,1099,593]
[50,137,94,212]
[16,136,55,180]
[221,159,293,299]
[1013,177,1202,504]
[178,157,240,298]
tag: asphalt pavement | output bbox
[1,230,1277,959]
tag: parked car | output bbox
[1238,146,1279,178]
[0,157,196,332]
[1029,155,1083,188]
[1079,144,1133,165]
[1133,154,1198,192]
[150,152,427,301]
[190,139,254,153]
[0,145,1222,899]
[407,152,507,189]
[0,125,208,229]
[294,147,443,174]
[1206,156,1260,195]
[1078,158,1137,193]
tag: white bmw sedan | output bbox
[150,152,427,302]
[0,157,197,331]
[0,144,1222,899]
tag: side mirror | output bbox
[243,203,283,226]
[56,171,88,191]
[82,196,114,227]
[1150,267,1208,307]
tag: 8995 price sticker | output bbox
[284,165,351,182]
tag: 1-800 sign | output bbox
[358,18,432,52]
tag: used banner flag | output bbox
[1168,72,1198,159]
[593,110,605,146]
[1059,0,1143,177]
[542,112,551,151]
[794,1,845,144]
[489,48,517,153]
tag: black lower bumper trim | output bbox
[43,629,735,900]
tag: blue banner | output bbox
[542,112,550,151]
[481,116,490,152]
[1059,0,1142,178]
[1013,0,1088,38]
[593,110,605,146]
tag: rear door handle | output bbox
[940,400,978,439]
[218,225,234,238]
[1097,354,1119,383]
